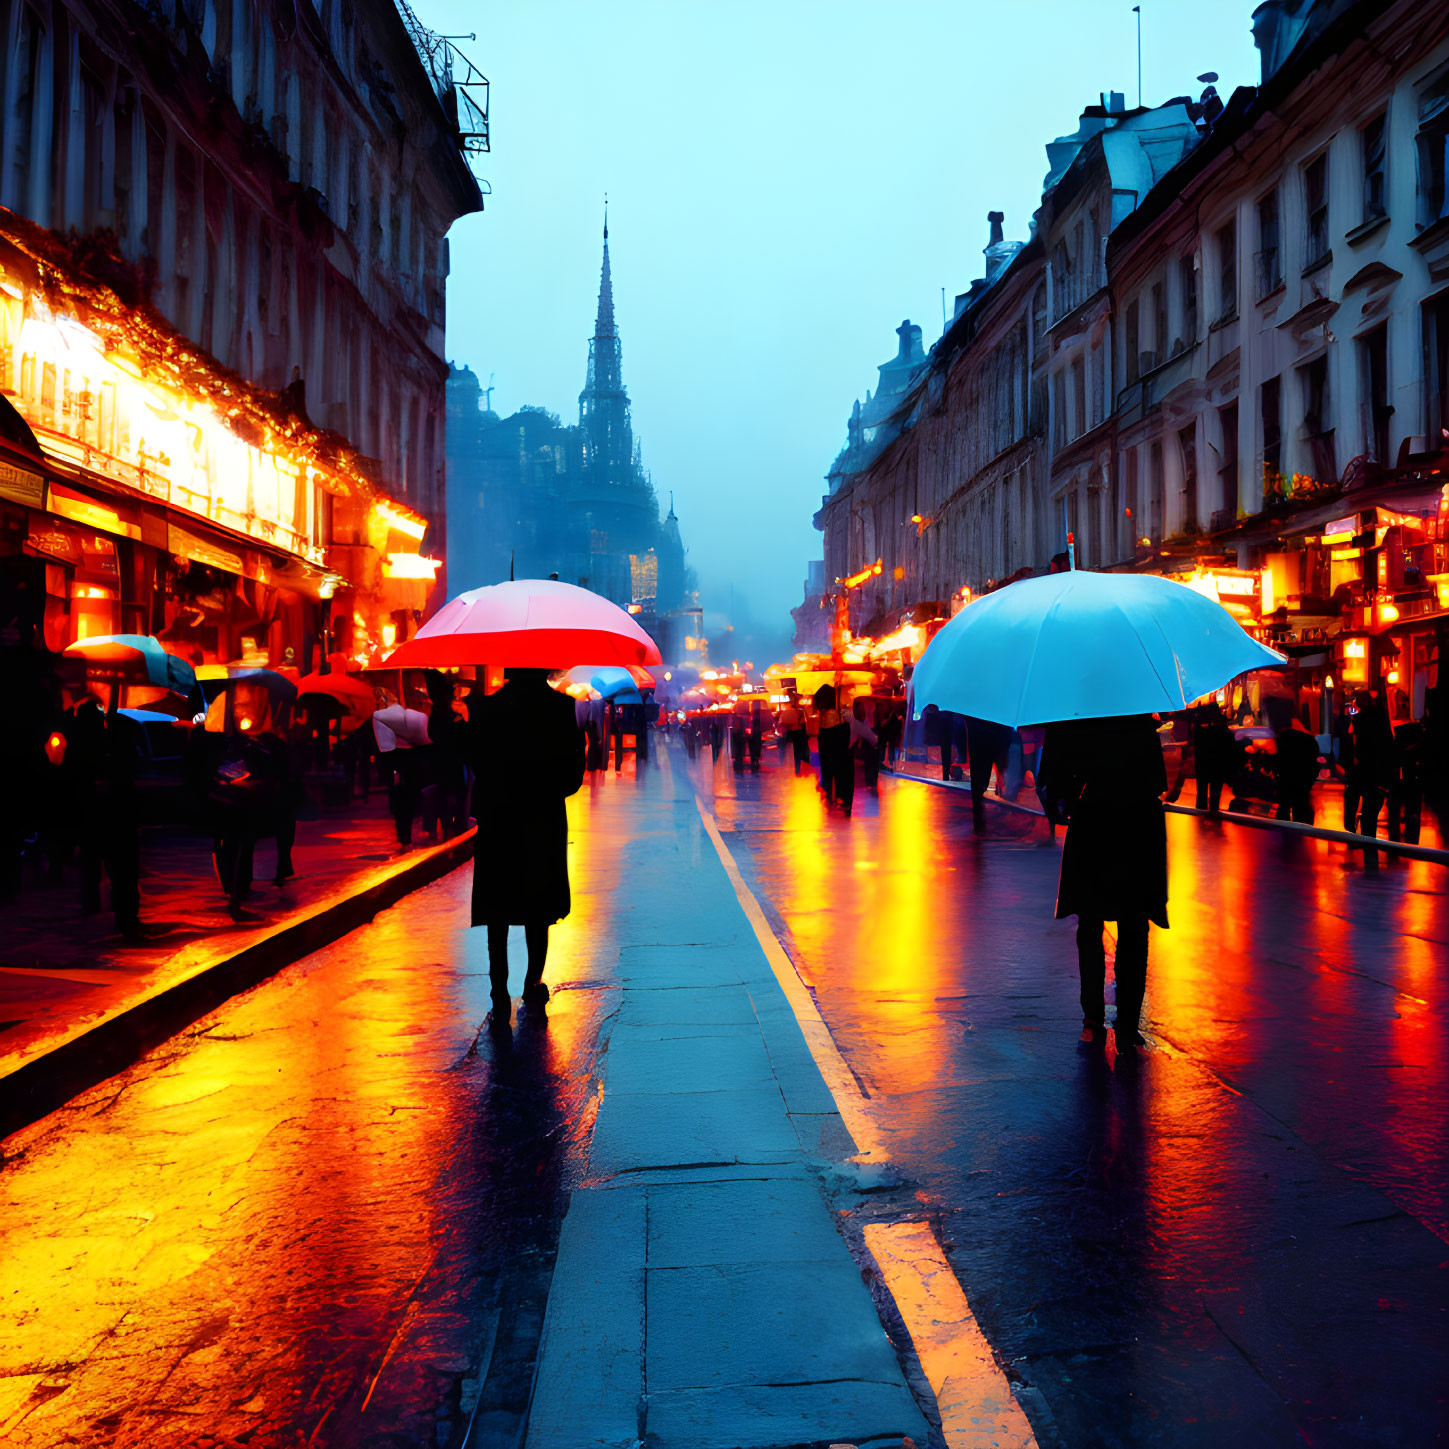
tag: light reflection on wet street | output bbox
[0,783,625,1449]
[705,752,1449,1448]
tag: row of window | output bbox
[1122,68,1449,387]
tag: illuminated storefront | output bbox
[0,216,436,669]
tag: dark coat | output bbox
[1191,707,1235,782]
[1040,714,1168,929]
[1273,726,1321,794]
[466,677,585,926]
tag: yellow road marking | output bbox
[864,1220,1039,1449]
[694,788,1037,1448]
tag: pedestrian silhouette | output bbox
[71,697,144,938]
[1038,713,1168,1052]
[466,668,586,1019]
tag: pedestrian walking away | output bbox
[1038,713,1169,1051]
[1191,701,1234,813]
[1273,717,1321,824]
[747,697,764,773]
[965,714,1011,826]
[850,697,880,798]
[465,668,586,1020]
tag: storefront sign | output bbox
[1324,516,1357,538]
[0,458,43,508]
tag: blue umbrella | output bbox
[912,570,1285,727]
[590,666,643,701]
[63,635,197,695]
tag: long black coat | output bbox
[1040,714,1169,928]
[466,678,585,927]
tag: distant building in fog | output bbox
[447,220,691,643]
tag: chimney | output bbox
[988,211,1004,247]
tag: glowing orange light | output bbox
[374,502,428,540]
[1344,639,1368,659]
[1377,602,1400,624]
[1387,669,1400,684]
[1324,675,1334,689]
[381,623,397,648]
[45,732,66,765]
[239,716,254,731]
[839,559,882,589]
[382,553,441,580]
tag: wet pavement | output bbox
[0,784,629,1449]
[5,740,1447,1449]
[704,748,1449,1449]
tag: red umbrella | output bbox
[296,671,375,733]
[385,579,661,669]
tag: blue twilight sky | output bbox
[418,0,1261,646]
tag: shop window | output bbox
[1148,439,1164,542]
[1178,424,1198,531]
[1256,189,1282,296]
[1215,221,1237,322]
[1300,353,1334,481]
[1362,113,1388,222]
[1124,448,1139,547]
[1216,400,1239,528]
[1261,375,1282,489]
[1415,66,1449,228]
[1179,254,1197,345]
[1304,153,1330,269]
[1427,292,1449,442]
[1359,325,1390,463]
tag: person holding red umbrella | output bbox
[387,579,658,1019]
[466,669,586,1016]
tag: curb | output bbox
[884,766,1449,865]
[0,828,476,1142]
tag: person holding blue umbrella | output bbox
[1037,714,1167,1048]
[912,567,1284,1054]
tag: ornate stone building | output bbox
[813,0,1449,732]
[0,0,482,664]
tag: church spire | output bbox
[594,206,616,344]
[580,209,632,477]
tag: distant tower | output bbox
[578,209,634,485]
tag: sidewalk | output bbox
[524,749,1012,1449]
[0,797,473,1137]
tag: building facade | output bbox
[813,0,1449,732]
[0,0,481,667]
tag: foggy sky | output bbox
[420,0,1261,648]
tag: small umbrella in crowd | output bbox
[911,569,1285,726]
[296,670,375,734]
[372,704,431,751]
[63,634,197,698]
